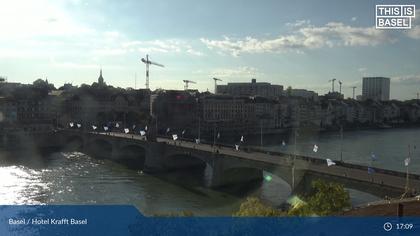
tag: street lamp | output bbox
[257,113,271,148]
[292,128,298,189]
[196,98,201,141]
[340,124,343,162]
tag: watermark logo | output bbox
[376,5,415,29]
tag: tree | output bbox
[286,86,292,97]
[288,179,351,216]
[233,197,284,216]
[233,180,351,217]
[33,78,55,92]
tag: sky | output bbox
[0,0,419,100]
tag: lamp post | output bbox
[340,124,343,162]
[196,98,201,141]
[213,122,217,147]
[292,128,298,189]
[260,119,263,148]
[257,113,271,148]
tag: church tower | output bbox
[98,68,104,85]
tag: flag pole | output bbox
[406,145,411,195]
[292,129,297,189]
[402,145,411,199]
[340,125,343,162]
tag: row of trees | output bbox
[234,179,351,217]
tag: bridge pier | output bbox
[202,156,264,188]
[143,142,167,172]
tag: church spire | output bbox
[98,67,104,85]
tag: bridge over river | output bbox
[56,130,420,198]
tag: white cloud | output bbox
[357,67,368,76]
[286,20,311,27]
[191,66,262,79]
[49,57,123,70]
[210,66,262,78]
[201,21,396,56]
[92,48,128,56]
[0,0,203,61]
[0,0,92,39]
[122,39,204,56]
[406,10,420,39]
[351,17,357,22]
[392,74,420,85]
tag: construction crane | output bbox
[328,78,336,92]
[183,80,196,90]
[351,86,357,99]
[213,77,222,94]
[338,80,342,94]
[141,54,164,90]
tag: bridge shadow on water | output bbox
[151,166,265,198]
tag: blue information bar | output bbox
[0,205,419,236]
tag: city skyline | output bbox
[0,0,420,100]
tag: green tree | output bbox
[33,78,55,92]
[232,180,350,217]
[286,86,292,96]
[233,197,284,217]
[289,179,351,216]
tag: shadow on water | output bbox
[149,165,264,198]
[154,169,210,197]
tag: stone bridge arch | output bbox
[163,152,208,171]
[85,138,113,159]
[210,158,301,190]
[64,135,84,151]
[116,144,147,169]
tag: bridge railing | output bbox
[61,129,420,181]
[246,146,420,180]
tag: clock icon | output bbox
[383,222,393,232]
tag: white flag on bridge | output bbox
[145,126,148,131]
[124,128,129,134]
[77,123,81,128]
[103,126,109,131]
[92,125,97,130]
[326,158,336,167]
[115,123,120,128]
[405,158,411,167]
[240,136,244,142]
[69,122,74,128]
[172,134,178,140]
[313,144,319,153]
[140,130,146,136]
[195,138,200,144]
[235,144,239,151]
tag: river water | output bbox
[0,128,419,216]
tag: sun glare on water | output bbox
[0,166,49,205]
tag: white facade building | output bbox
[362,77,390,101]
